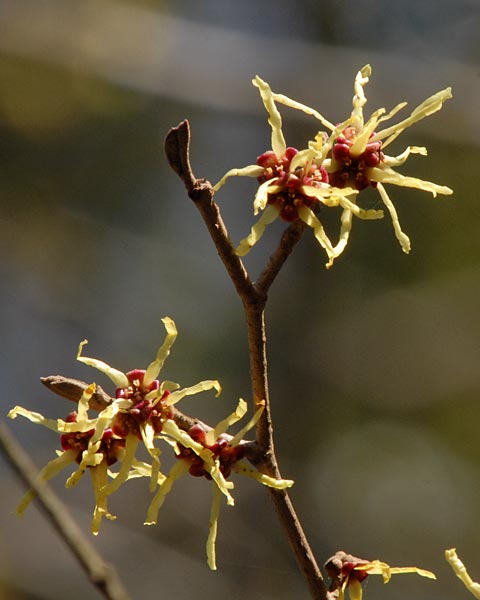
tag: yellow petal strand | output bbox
[206,399,248,446]
[77,383,96,423]
[349,107,385,157]
[66,438,104,488]
[143,317,178,386]
[162,420,205,455]
[297,206,335,268]
[145,460,190,525]
[355,560,436,582]
[164,379,222,407]
[351,64,371,127]
[105,433,139,496]
[139,422,161,492]
[376,182,411,253]
[372,167,453,197]
[127,458,166,485]
[389,567,436,579]
[206,460,235,507]
[336,197,383,220]
[253,179,274,214]
[314,116,355,161]
[252,76,287,159]
[382,145,427,167]
[375,87,452,145]
[347,578,363,600]
[236,205,279,256]
[289,148,316,173]
[90,460,116,535]
[207,484,222,571]
[332,208,353,259]
[8,406,61,433]
[229,403,264,447]
[355,560,391,582]
[233,462,294,489]
[213,165,264,192]
[446,548,480,599]
[90,402,122,444]
[77,340,129,389]
[16,450,77,517]
[271,91,335,131]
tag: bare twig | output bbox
[0,420,130,600]
[256,219,307,296]
[165,120,327,599]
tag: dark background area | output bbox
[0,1,479,598]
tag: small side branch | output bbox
[0,420,130,600]
[256,219,307,296]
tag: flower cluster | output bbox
[8,317,292,568]
[214,65,452,267]
[325,551,436,600]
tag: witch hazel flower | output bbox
[325,551,436,600]
[214,76,382,268]
[144,398,293,570]
[8,317,221,533]
[75,316,221,495]
[272,64,453,253]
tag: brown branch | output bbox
[165,120,254,303]
[255,219,307,296]
[165,120,327,599]
[41,376,110,411]
[0,420,130,600]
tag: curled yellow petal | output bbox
[213,164,264,192]
[297,206,335,268]
[236,205,279,256]
[446,548,480,599]
[77,340,129,389]
[376,182,411,253]
[206,484,222,570]
[253,75,287,158]
[206,398,248,446]
[164,379,222,407]
[90,460,116,535]
[233,462,294,490]
[143,317,178,386]
[145,459,190,525]
[16,450,77,517]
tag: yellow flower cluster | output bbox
[215,65,452,267]
[8,317,292,569]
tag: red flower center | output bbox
[256,147,329,222]
[328,126,384,191]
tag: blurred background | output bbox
[1,0,479,598]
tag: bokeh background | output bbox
[1,1,479,598]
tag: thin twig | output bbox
[255,219,307,296]
[165,120,327,599]
[165,120,254,303]
[0,420,130,600]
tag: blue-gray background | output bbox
[1,1,479,598]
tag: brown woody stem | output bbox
[165,120,328,599]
